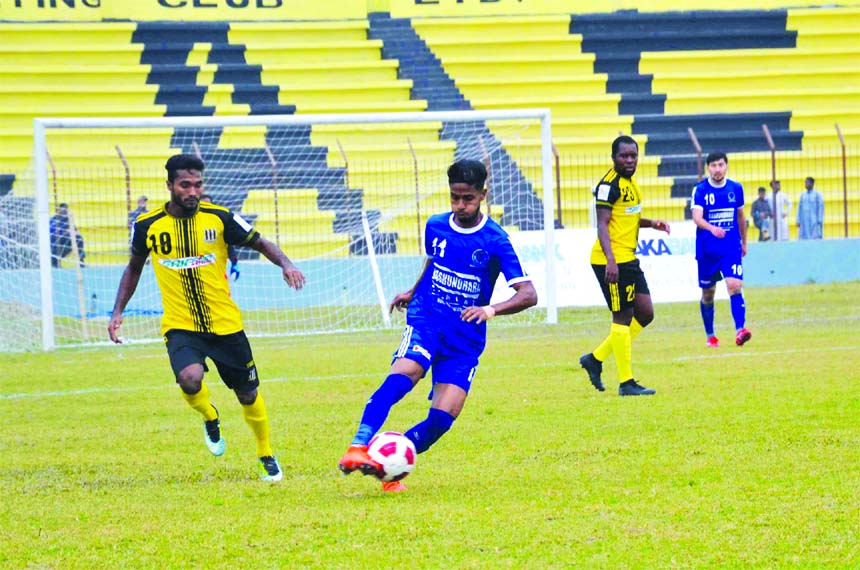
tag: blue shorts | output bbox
[391,324,479,394]
[697,251,744,288]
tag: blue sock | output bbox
[351,374,414,446]
[700,301,715,337]
[404,408,455,454]
[730,292,746,331]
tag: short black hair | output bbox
[806,176,815,184]
[58,202,68,209]
[705,151,728,165]
[447,159,487,190]
[758,186,766,193]
[165,153,205,183]
[611,135,638,157]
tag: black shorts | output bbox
[591,259,650,312]
[164,329,259,393]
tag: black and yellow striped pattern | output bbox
[132,203,257,335]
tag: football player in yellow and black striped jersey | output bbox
[108,154,306,481]
[579,136,670,397]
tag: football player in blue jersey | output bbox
[691,152,752,348]
[338,159,538,492]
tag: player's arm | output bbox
[390,257,432,313]
[737,206,748,256]
[249,237,305,290]
[595,207,618,283]
[462,280,537,324]
[108,253,147,343]
[691,207,725,238]
[640,218,671,234]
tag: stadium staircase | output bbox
[404,14,677,227]
[571,8,860,235]
[367,12,546,231]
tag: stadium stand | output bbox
[0,4,858,266]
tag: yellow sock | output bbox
[630,317,644,341]
[181,380,218,421]
[593,335,613,362]
[242,393,273,458]
[610,323,633,382]
[593,318,643,362]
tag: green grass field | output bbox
[2,282,859,568]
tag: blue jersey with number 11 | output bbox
[407,212,530,353]
[691,178,745,258]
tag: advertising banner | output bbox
[492,221,729,308]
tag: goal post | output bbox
[11,109,557,351]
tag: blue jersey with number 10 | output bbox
[691,178,745,258]
[407,212,530,353]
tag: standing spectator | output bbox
[751,186,772,241]
[797,177,824,240]
[50,203,85,268]
[127,195,149,232]
[768,180,791,241]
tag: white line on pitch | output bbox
[669,345,856,362]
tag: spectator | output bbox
[768,180,791,241]
[50,203,85,268]
[128,195,149,232]
[750,186,772,241]
[797,176,824,240]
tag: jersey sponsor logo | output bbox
[596,183,611,201]
[470,248,489,268]
[727,192,736,203]
[625,204,642,214]
[707,208,735,228]
[204,228,217,243]
[158,253,216,271]
[233,213,253,232]
[430,264,481,296]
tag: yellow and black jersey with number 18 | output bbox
[590,168,643,265]
[131,202,260,336]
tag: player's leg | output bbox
[722,256,751,346]
[211,331,282,481]
[165,331,223,456]
[614,261,655,396]
[339,326,432,476]
[403,353,474,454]
[580,264,613,391]
[698,257,720,347]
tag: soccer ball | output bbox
[367,431,417,482]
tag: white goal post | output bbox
[11,109,557,351]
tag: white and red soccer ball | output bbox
[367,431,417,482]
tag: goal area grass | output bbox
[1,282,858,568]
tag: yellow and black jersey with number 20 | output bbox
[131,202,259,336]
[589,168,643,265]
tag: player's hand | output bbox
[462,305,495,324]
[652,220,671,234]
[710,226,726,238]
[108,313,124,344]
[604,260,619,284]
[283,266,305,290]
[229,261,240,281]
[389,291,413,313]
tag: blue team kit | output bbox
[393,212,529,392]
[692,179,746,288]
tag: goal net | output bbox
[2,110,556,351]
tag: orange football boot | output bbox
[381,480,408,493]
[338,445,382,477]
